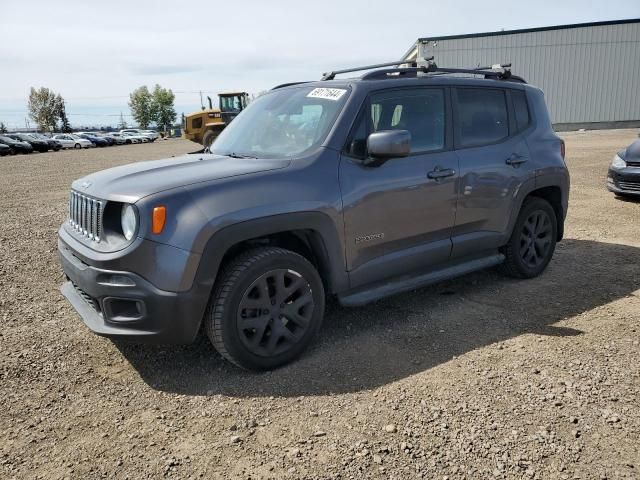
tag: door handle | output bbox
[427,167,456,180]
[506,153,528,165]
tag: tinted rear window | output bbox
[512,90,530,132]
[456,88,508,148]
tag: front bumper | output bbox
[58,237,208,344]
[607,167,640,196]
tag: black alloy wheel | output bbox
[236,268,314,357]
[519,210,553,269]
[205,247,325,370]
[501,197,558,278]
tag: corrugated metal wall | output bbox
[415,22,640,124]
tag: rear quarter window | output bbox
[512,90,531,132]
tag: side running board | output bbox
[338,253,505,307]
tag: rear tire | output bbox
[500,197,557,279]
[205,247,325,370]
[74,143,81,149]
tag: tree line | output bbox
[13,85,177,133]
[128,85,177,134]
[25,88,72,132]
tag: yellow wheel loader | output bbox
[182,92,250,148]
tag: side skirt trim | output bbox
[337,253,505,307]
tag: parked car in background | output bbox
[0,135,34,154]
[92,133,115,146]
[110,132,139,144]
[121,128,157,141]
[78,132,115,146]
[6,133,49,152]
[76,133,109,147]
[52,134,93,149]
[51,135,76,149]
[607,139,640,199]
[0,144,11,156]
[141,130,160,141]
[121,132,149,143]
[100,133,125,145]
[27,133,63,151]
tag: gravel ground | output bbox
[1,132,639,480]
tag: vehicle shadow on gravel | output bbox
[116,239,639,397]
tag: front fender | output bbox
[191,211,349,295]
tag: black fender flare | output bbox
[503,176,538,244]
[504,172,568,244]
[535,169,570,240]
[192,211,349,297]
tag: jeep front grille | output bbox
[69,191,103,242]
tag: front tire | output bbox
[501,197,557,279]
[205,247,325,370]
[74,143,81,149]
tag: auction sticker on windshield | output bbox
[307,88,347,101]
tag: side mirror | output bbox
[364,130,411,166]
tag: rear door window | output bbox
[455,88,509,148]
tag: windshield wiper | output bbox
[226,152,257,159]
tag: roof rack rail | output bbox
[321,59,417,81]
[272,81,312,90]
[322,58,526,83]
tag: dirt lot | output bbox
[1,131,639,480]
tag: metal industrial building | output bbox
[402,19,640,130]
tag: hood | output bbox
[623,139,640,162]
[71,153,290,203]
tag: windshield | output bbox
[211,86,349,159]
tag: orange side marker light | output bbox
[152,206,166,234]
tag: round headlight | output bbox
[611,154,626,169]
[121,204,137,241]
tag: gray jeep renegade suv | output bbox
[59,62,569,370]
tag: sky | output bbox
[1,0,638,129]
